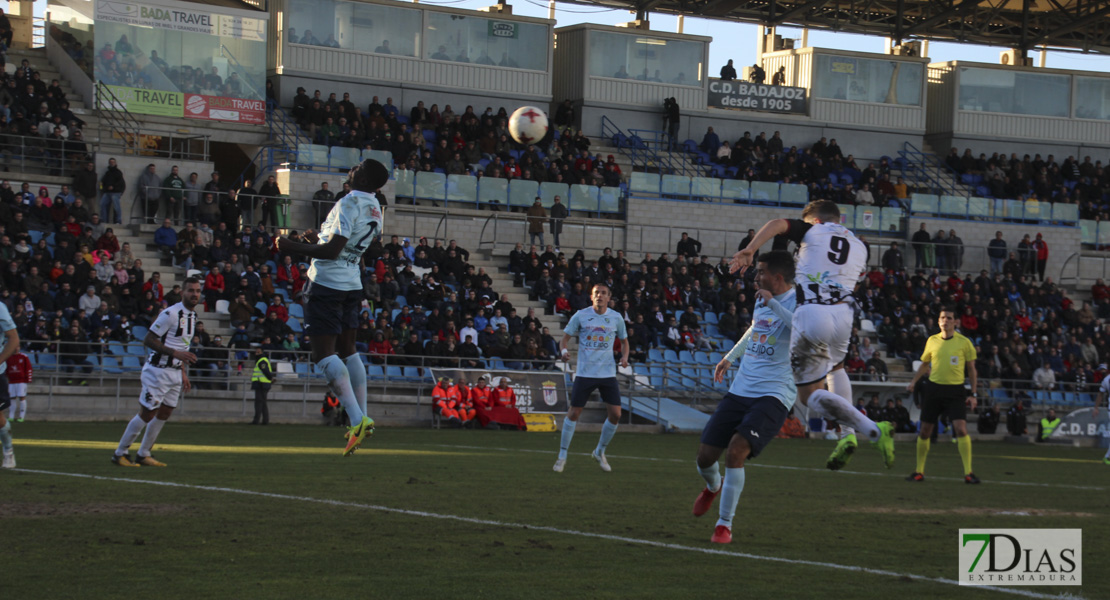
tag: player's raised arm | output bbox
[730,219,789,274]
[276,231,348,261]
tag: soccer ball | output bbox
[508,106,549,145]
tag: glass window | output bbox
[958,67,1070,117]
[47,0,95,78]
[425,13,546,70]
[94,18,266,101]
[1076,76,1110,121]
[812,55,922,106]
[587,31,703,87]
[287,0,421,57]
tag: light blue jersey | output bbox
[727,289,797,410]
[0,302,14,375]
[564,306,627,379]
[307,190,383,292]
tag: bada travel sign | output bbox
[95,1,265,40]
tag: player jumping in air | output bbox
[731,200,895,470]
[0,301,21,469]
[693,251,797,544]
[554,283,629,473]
[112,277,202,467]
[276,159,388,456]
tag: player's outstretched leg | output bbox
[344,353,368,418]
[553,416,576,472]
[318,354,372,456]
[713,467,745,543]
[0,418,14,469]
[1103,446,1110,466]
[112,414,146,467]
[693,459,722,516]
[809,389,894,468]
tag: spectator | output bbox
[719,59,737,81]
[99,157,125,224]
[1037,408,1060,442]
[137,164,161,222]
[977,406,1000,434]
[881,242,903,272]
[987,231,1007,274]
[676,232,701,258]
[162,165,185,222]
[549,195,567,250]
[1006,402,1027,436]
[153,218,177,256]
[526,198,546,247]
[910,223,931,268]
[1032,233,1049,281]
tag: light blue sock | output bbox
[317,355,364,423]
[697,461,722,492]
[558,417,577,460]
[595,420,618,455]
[344,354,368,417]
[0,421,12,453]
[717,467,746,528]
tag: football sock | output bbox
[0,421,11,453]
[809,389,881,441]
[840,426,856,439]
[716,467,745,528]
[138,418,167,458]
[17,399,26,420]
[957,435,973,475]
[6,402,13,419]
[826,369,852,405]
[558,417,577,460]
[1104,446,1110,460]
[916,437,930,474]
[115,415,146,456]
[595,420,618,455]
[344,354,368,417]
[698,461,722,493]
[317,355,364,423]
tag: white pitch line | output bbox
[11,468,1082,600]
[430,444,1109,491]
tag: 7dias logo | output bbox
[959,529,1081,586]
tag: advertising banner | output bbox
[707,78,807,115]
[95,0,265,41]
[428,367,569,413]
[102,85,184,117]
[184,94,266,124]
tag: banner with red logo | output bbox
[184,94,265,124]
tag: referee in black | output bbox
[905,306,980,484]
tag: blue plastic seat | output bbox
[100,355,123,374]
[367,364,385,380]
[122,356,142,372]
[402,367,421,381]
[704,312,718,325]
[288,319,303,333]
[663,349,679,363]
[385,365,404,380]
[288,304,304,319]
[694,352,711,364]
[648,348,664,362]
[678,351,695,364]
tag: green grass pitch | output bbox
[2,421,1106,599]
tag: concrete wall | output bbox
[626,198,802,260]
[906,216,1080,281]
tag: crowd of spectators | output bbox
[0,57,89,177]
[944,148,1110,217]
[288,88,622,189]
[692,128,911,209]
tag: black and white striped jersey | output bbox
[146,303,197,368]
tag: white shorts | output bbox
[139,365,183,410]
[790,302,854,386]
[8,383,26,398]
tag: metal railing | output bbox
[0,132,90,175]
[601,115,689,177]
[477,210,624,256]
[32,17,45,48]
[897,141,970,197]
[1059,252,1110,288]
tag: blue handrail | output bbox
[897,141,966,197]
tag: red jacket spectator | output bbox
[204,272,225,296]
[143,279,164,302]
[6,352,32,384]
[1092,281,1110,303]
[276,263,301,288]
[96,233,120,255]
[267,303,289,323]
[1033,235,1049,261]
[470,382,492,409]
[367,338,394,357]
[961,312,979,333]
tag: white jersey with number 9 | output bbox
[307,190,383,292]
[788,220,867,306]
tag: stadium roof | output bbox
[560,0,1110,55]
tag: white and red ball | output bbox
[508,106,549,145]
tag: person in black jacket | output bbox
[977,405,1000,434]
[72,160,98,202]
[676,232,701,258]
[258,175,282,228]
[99,157,125,224]
[910,222,931,268]
[719,59,737,81]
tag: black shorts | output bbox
[570,376,622,408]
[0,372,9,412]
[919,381,969,424]
[700,393,787,459]
[303,281,362,336]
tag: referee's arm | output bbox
[907,361,930,391]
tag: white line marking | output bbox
[430,444,1108,491]
[10,468,1083,600]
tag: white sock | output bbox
[138,418,167,457]
[698,461,722,493]
[840,426,856,439]
[7,402,13,420]
[826,369,852,405]
[317,355,364,423]
[595,420,618,455]
[810,389,881,440]
[116,415,146,456]
[1104,446,1110,460]
[344,354,368,417]
[558,417,577,460]
[17,399,26,420]
[0,421,11,453]
[717,467,746,527]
